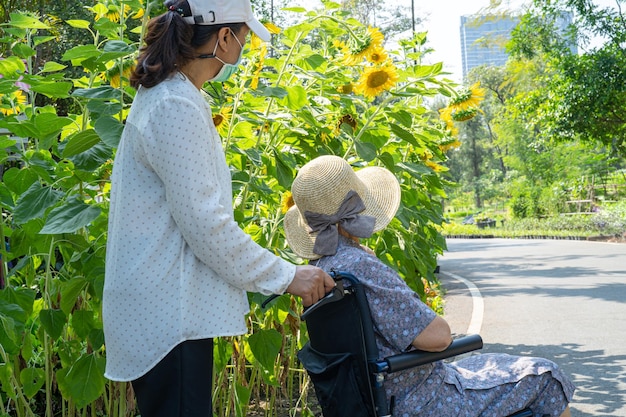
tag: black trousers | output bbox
[131,338,214,417]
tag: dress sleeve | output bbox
[358,256,437,352]
[140,94,295,295]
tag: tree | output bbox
[510,0,626,155]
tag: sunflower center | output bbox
[367,70,390,88]
[213,114,225,126]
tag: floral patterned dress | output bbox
[311,236,575,417]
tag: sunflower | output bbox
[132,7,144,19]
[251,22,281,47]
[342,26,385,65]
[335,114,357,134]
[354,62,399,99]
[439,106,453,124]
[337,83,354,94]
[451,107,479,122]
[439,139,462,152]
[0,90,27,116]
[450,82,485,111]
[425,160,446,172]
[250,43,267,89]
[281,191,294,214]
[93,1,131,22]
[212,107,232,135]
[366,46,388,64]
[105,60,135,88]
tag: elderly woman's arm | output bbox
[411,315,453,352]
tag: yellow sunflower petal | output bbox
[264,22,281,35]
[281,191,294,213]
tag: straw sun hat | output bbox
[284,155,401,260]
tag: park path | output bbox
[438,238,626,417]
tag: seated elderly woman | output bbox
[283,155,576,417]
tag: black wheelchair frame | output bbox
[297,270,533,417]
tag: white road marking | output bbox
[440,271,484,335]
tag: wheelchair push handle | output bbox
[300,279,346,320]
[261,270,348,312]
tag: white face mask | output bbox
[206,29,244,83]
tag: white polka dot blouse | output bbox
[102,73,295,381]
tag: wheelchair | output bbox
[297,270,533,417]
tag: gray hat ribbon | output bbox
[304,190,376,256]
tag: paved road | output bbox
[437,238,626,417]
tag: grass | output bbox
[441,202,626,242]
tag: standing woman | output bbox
[102,1,334,416]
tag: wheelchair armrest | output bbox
[381,334,483,373]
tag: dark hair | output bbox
[130,0,245,89]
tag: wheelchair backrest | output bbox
[298,273,390,417]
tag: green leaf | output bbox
[34,35,57,46]
[97,40,135,62]
[377,152,396,172]
[12,43,36,59]
[0,300,24,355]
[60,278,89,316]
[94,116,124,148]
[0,287,36,318]
[389,110,413,128]
[354,140,377,162]
[298,54,326,70]
[214,337,234,373]
[2,167,38,195]
[69,142,112,172]
[72,86,120,100]
[34,113,73,137]
[398,162,429,179]
[39,309,67,340]
[390,123,420,147]
[281,85,308,111]
[273,151,293,189]
[30,81,73,99]
[20,368,45,399]
[71,310,95,339]
[230,121,254,139]
[234,383,252,417]
[40,198,101,234]
[0,364,17,399]
[65,19,91,29]
[88,328,105,351]
[61,277,89,316]
[9,13,50,29]
[14,182,64,225]
[246,329,282,370]
[56,354,105,409]
[87,100,123,116]
[0,56,26,75]
[2,111,72,140]
[61,44,100,61]
[41,61,68,73]
[257,86,288,99]
[62,129,101,158]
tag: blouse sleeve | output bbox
[358,255,437,352]
[140,94,294,295]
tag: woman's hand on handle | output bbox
[286,265,335,307]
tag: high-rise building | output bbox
[460,13,576,79]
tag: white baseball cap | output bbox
[183,0,272,41]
